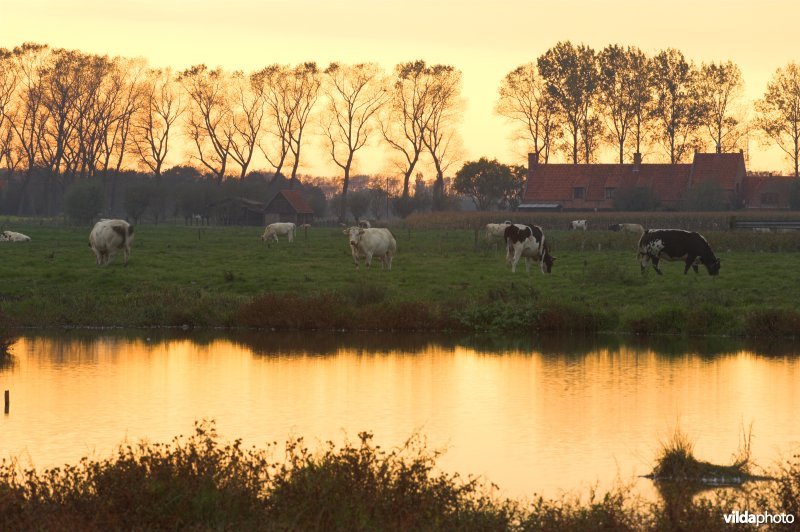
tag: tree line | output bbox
[1,41,800,221]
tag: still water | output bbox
[1,331,799,500]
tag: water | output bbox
[1,331,799,500]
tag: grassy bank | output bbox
[1,218,800,336]
[0,422,797,531]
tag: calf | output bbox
[504,223,556,274]
[569,219,588,231]
[343,226,397,270]
[0,230,31,242]
[637,229,720,275]
[89,219,134,266]
[261,222,296,243]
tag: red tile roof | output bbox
[278,189,315,214]
[690,153,746,191]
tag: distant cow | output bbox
[89,219,134,266]
[504,223,556,274]
[0,230,31,242]
[343,226,397,270]
[485,221,512,247]
[637,229,720,276]
[610,223,645,235]
[358,220,372,229]
[261,222,296,243]
[569,219,588,231]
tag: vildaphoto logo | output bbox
[723,510,795,525]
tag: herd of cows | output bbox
[0,217,722,277]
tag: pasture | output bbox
[1,218,799,336]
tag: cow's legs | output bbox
[511,246,523,273]
[365,252,373,267]
[652,257,663,275]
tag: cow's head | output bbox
[609,223,620,232]
[343,226,364,248]
[706,257,721,276]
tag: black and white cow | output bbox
[504,224,556,274]
[637,229,720,276]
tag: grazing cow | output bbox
[0,230,31,242]
[343,226,397,270]
[504,224,556,274]
[637,229,720,276]
[485,221,512,247]
[89,219,134,266]
[358,220,371,228]
[569,219,588,231]
[261,222,296,243]
[609,223,645,235]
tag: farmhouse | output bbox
[263,189,315,225]
[520,151,796,211]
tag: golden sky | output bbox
[4,0,800,177]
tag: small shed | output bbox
[208,197,266,226]
[263,189,315,225]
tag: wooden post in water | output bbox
[4,390,8,414]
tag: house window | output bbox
[761,193,778,206]
[573,187,585,199]
[605,187,616,199]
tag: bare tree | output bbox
[228,70,264,179]
[649,48,704,163]
[496,62,560,164]
[598,45,649,163]
[252,64,292,177]
[756,62,800,176]
[423,65,463,209]
[698,60,746,153]
[538,41,598,163]
[381,60,435,202]
[0,48,20,177]
[286,63,320,180]
[321,62,387,222]
[179,65,232,184]
[133,68,182,179]
[9,43,50,214]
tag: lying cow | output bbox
[610,223,645,235]
[637,229,720,276]
[343,226,397,270]
[89,219,134,266]
[261,222,296,243]
[569,219,588,231]
[0,230,31,242]
[504,223,556,274]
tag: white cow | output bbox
[569,219,588,231]
[0,230,31,242]
[485,222,512,247]
[343,226,397,270]
[358,220,372,228]
[89,219,134,266]
[261,222,296,243]
[609,223,645,235]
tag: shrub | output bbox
[64,180,103,225]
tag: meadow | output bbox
[1,213,799,337]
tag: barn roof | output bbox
[690,152,746,191]
[267,189,315,214]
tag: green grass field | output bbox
[1,218,800,336]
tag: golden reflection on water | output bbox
[1,335,799,500]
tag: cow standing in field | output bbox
[89,219,134,266]
[485,221,512,248]
[261,222,296,243]
[637,229,720,276]
[504,223,556,274]
[569,219,588,231]
[610,223,645,235]
[343,226,397,270]
[0,230,31,242]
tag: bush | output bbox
[64,180,103,225]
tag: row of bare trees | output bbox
[0,44,463,219]
[497,41,800,176]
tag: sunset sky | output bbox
[5,0,800,177]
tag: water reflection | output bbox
[1,330,798,500]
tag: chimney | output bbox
[528,152,539,169]
[633,152,641,172]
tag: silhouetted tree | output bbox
[755,62,800,177]
[697,60,745,153]
[453,157,515,210]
